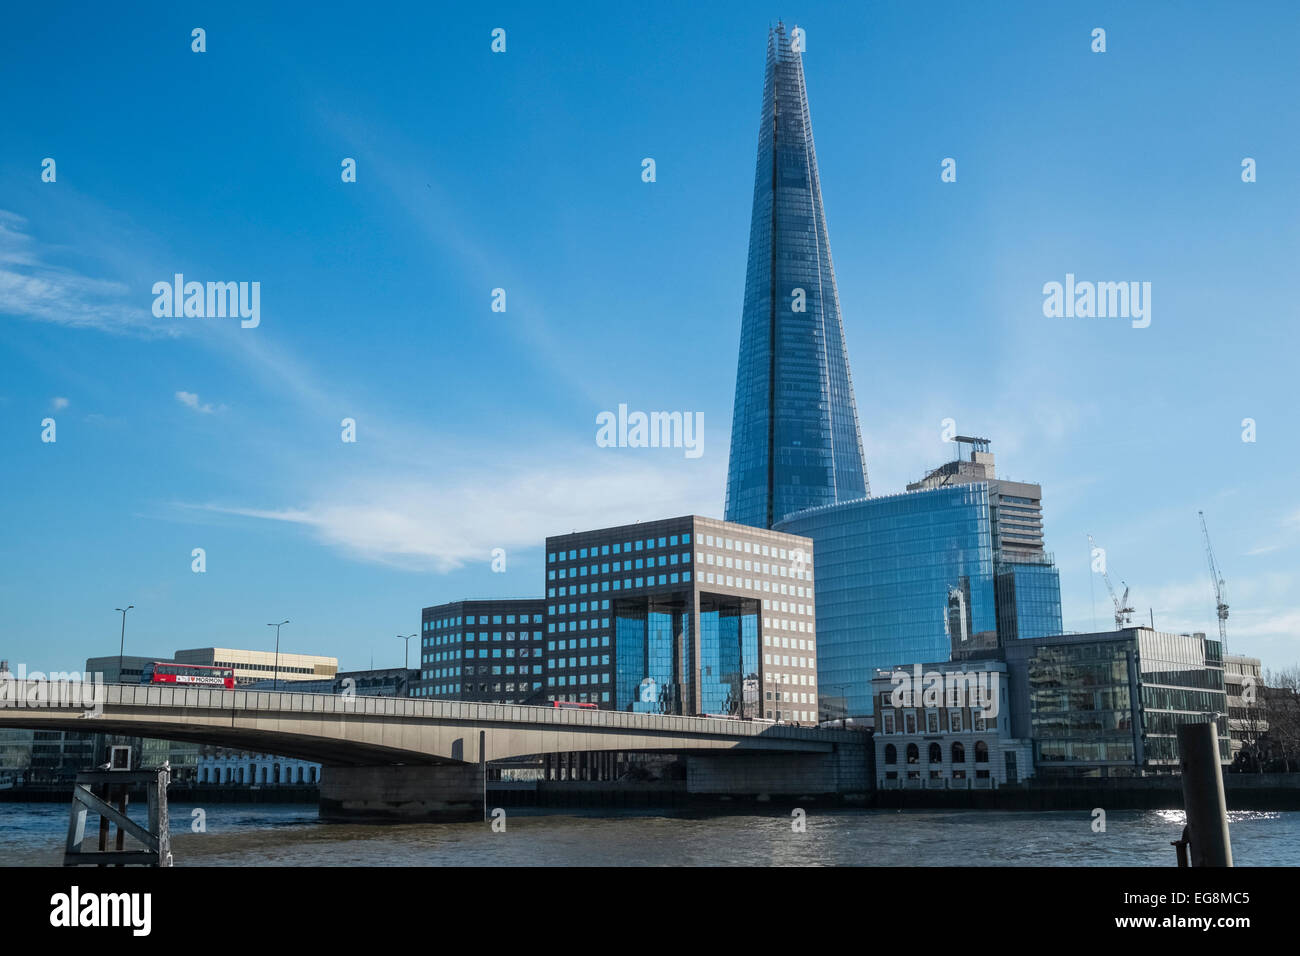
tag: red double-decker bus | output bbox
[140,661,235,689]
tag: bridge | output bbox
[0,681,869,820]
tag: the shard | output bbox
[724,22,870,529]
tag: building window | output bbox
[928,743,942,764]
[952,742,965,764]
[975,741,990,763]
[906,743,919,765]
[884,744,897,765]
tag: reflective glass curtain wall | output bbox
[699,600,760,717]
[776,485,997,718]
[615,605,684,714]
[995,560,1064,641]
[725,22,869,530]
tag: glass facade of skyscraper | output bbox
[725,22,869,530]
[995,558,1064,641]
[776,484,998,719]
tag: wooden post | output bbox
[64,767,172,867]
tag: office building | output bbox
[724,21,870,530]
[871,659,1032,788]
[1224,654,1268,759]
[414,600,546,705]
[907,436,1063,641]
[173,647,338,686]
[546,516,818,723]
[1004,628,1228,777]
[776,485,997,719]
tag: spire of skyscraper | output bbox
[724,22,870,529]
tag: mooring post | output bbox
[97,782,110,852]
[1176,720,1232,866]
[480,730,487,821]
[64,764,172,867]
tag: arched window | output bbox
[975,741,989,763]
[884,744,897,765]
[928,743,942,764]
[906,743,919,765]
[952,742,966,763]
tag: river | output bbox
[3,803,1298,866]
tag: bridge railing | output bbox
[4,680,858,743]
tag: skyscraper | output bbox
[724,22,869,530]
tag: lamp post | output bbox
[268,620,289,690]
[115,606,134,684]
[396,634,417,698]
[396,631,417,673]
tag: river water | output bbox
[3,803,1298,866]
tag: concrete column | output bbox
[319,764,485,823]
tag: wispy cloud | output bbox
[175,391,218,414]
[50,396,69,411]
[0,209,173,337]
[188,455,721,572]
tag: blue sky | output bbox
[2,1,1297,676]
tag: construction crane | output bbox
[1198,511,1229,652]
[1088,533,1135,629]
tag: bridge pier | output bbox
[319,765,483,823]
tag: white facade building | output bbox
[197,749,320,786]
[871,659,1033,789]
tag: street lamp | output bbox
[268,620,289,690]
[396,634,417,670]
[115,606,134,684]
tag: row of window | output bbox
[551,619,611,633]
[423,613,543,630]
[884,741,991,764]
[548,674,610,687]
[698,552,812,581]
[549,573,690,597]
[550,600,612,614]
[549,655,612,670]
[422,665,545,679]
[423,632,543,647]
[548,636,611,651]
[881,711,992,734]
[416,682,544,698]
[549,536,691,563]
[765,672,816,688]
[769,710,815,722]
[551,553,691,578]
[423,647,538,662]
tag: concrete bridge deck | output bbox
[0,680,855,765]
[0,682,869,819]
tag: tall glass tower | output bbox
[724,22,870,530]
